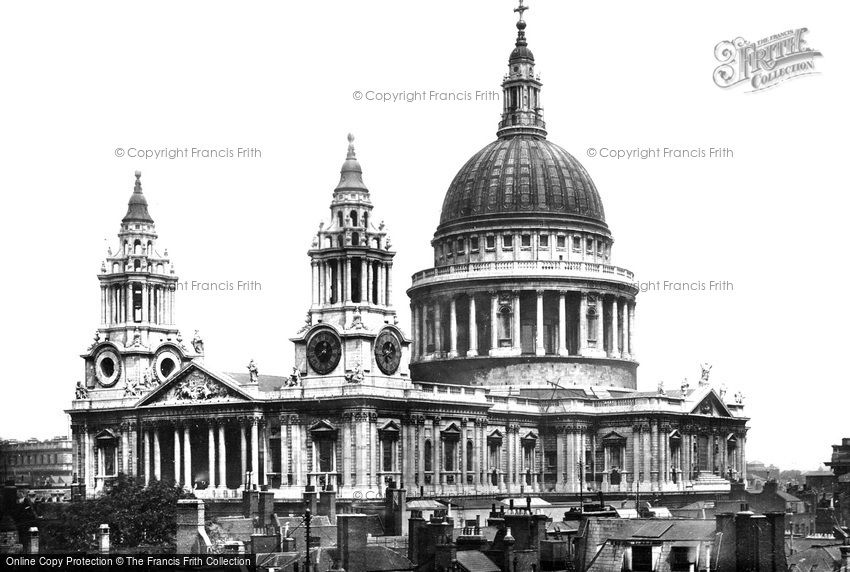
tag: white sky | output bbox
[1,1,847,471]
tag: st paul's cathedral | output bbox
[68,6,749,503]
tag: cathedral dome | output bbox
[437,136,607,232]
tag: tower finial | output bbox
[134,170,142,192]
[514,0,528,24]
[347,133,356,159]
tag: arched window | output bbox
[498,306,512,346]
[424,440,432,472]
[337,211,343,227]
[133,259,141,271]
[350,210,358,226]
[467,440,474,473]
[146,241,153,255]
[363,212,368,229]
[351,232,360,246]
[133,239,141,255]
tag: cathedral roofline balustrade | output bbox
[409,259,635,289]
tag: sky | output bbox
[0,0,847,471]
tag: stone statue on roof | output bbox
[699,362,712,384]
[75,381,89,399]
[247,359,259,383]
[192,330,204,355]
[681,378,690,393]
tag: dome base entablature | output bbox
[410,355,637,389]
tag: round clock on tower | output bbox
[290,134,411,381]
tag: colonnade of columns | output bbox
[555,426,589,492]
[75,415,746,497]
[410,289,635,361]
[312,258,392,307]
[101,282,174,326]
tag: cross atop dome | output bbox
[514,0,528,23]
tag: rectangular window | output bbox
[444,441,456,471]
[586,237,594,253]
[610,446,622,467]
[456,239,465,254]
[382,440,393,472]
[539,234,549,247]
[557,235,566,248]
[521,234,531,247]
[485,236,496,250]
[572,236,581,251]
[470,236,480,252]
[503,234,513,249]
[446,242,453,258]
[317,440,334,473]
[596,240,603,256]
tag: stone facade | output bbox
[67,9,749,503]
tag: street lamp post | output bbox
[578,458,584,512]
[304,508,311,572]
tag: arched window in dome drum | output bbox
[133,239,141,255]
[351,232,360,247]
[337,211,343,227]
[363,212,368,229]
[350,211,358,226]
[498,306,513,348]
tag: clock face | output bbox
[374,330,401,375]
[306,330,342,375]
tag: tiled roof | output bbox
[455,550,501,572]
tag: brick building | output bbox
[0,437,73,502]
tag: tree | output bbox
[45,475,193,551]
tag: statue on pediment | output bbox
[124,376,141,397]
[192,330,204,355]
[288,366,302,387]
[247,359,259,384]
[75,381,89,399]
[345,363,364,384]
[699,362,712,384]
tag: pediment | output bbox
[379,421,401,435]
[601,431,626,444]
[95,428,118,441]
[309,419,338,438]
[691,390,733,417]
[136,362,253,407]
[488,429,504,442]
